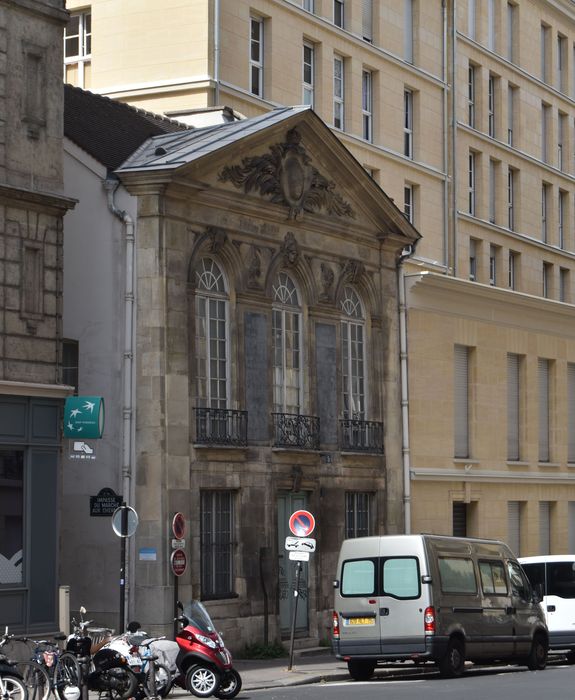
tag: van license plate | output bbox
[344,617,375,626]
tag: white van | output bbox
[519,555,575,660]
[332,535,548,680]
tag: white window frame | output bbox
[333,55,345,130]
[64,10,91,88]
[469,239,477,281]
[362,0,373,42]
[489,159,496,223]
[468,65,475,128]
[341,287,366,421]
[508,251,517,290]
[334,0,344,28]
[507,167,515,230]
[488,75,495,137]
[507,353,521,461]
[404,0,413,63]
[538,357,551,463]
[561,267,570,303]
[507,2,515,62]
[558,113,566,171]
[558,34,566,92]
[542,183,548,242]
[303,0,314,11]
[303,43,314,107]
[541,24,549,83]
[489,245,497,286]
[507,85,515,146]
[487,0,495,52]
[468,0,476,39]
[404,184,414,224]
[542,103,549,163]
[543,263,551,299]
[362,69,372,142]
[468,152,476,216]
[272,272,303,414]
[249,16,264,97]
[559,190,566,249]
[404,89,413,158]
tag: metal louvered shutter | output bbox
[454,345,469,458]
[508,501,520,556]
[362,0,372,41]
[568,364,575,462]
[539,502,550,555]
[538,358,550,462]
[452,502,467,537]
[569,502,575,552]
[507,354,520,460]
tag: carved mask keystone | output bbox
[280,232,300,267]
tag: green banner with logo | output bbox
[64,396,105,439]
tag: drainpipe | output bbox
[398,259,411,534]
[214,0,220,106]
[450,0,458,276]
[442,0,449,270]
[103,177,136,610]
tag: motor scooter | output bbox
[174,601,241,699]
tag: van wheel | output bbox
[347,660,375,681]
[439,638,465,678]
[527,634,547,671]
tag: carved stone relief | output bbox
[319,263,335,302]
[219,128,355,221]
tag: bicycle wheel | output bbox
[54,653,81,700]
[147,663,172,698]
[15,661,50,700]
[0,674,27,700]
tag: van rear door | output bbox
[338,556,381,656]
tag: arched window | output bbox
[340,286,365,419]
[272,272,302,413]
[194,258,229,408]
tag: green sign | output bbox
[64,396,105,439]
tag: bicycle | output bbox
[0,630,26,700]
[14,638,81,700]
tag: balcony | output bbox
[340,418,384,453]
[272,412,320,450]
[194,407,248,447]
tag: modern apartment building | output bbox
[63,0,575,589]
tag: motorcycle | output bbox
[0,629,26,700]
[175,600,242,699]
[108,632,173,698]
[65,608,137,700]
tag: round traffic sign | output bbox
[171,548,187,577]
[289,509,315,537]
[172,512,186,540]
[111,506,139,538]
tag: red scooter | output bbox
[174,600,241,699]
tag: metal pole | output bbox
[173,574,179,639]
[287,561,302,672]
[120,503,127,633]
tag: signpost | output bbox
[171,513,186,637]
[286,510,316,671]
[111,504,138,633]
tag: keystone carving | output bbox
[218,128,355,221]
[341,259,365,283]
[280,232,300,267]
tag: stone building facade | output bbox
[115,107,418,644]
[0,0,74,633]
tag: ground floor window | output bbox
[0,450,23,584]
[345,492,372,538]
[200,490,235,599]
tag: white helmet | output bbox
[62,685,81,700]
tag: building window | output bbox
[558,113,566,171]
[488,75,496,138]
[489,159,496,223]
[362,70,372,141]
[560,267,570,303]
[559,190,566,249]
[468,0,476,39]
[303,0,314,10]
[272,272,302,414]
[469,238,477,281]
[539,502,551,555]
[303,43,314,107]
[542,103,550,163]
[200,490,235,598]
[568,363,575,462]
[543,262,552,299]
[404,0,413,63]
[404,184,414,224]
[345,492,372,538]
[341,287,365,420]
[452,502,468,537]
[541,183,549,242]
[64,10,91,88]
[22,244,43,315]
[507,167,515,230]
[194,258,229,409]
[404,89,413,158]
[62,339,79,393]
[334,0,344,28]
[558,34,566,92]
[507,353,521,461]
[468,152,476,215]
[509,251,518,290]
[0,450,24,585]
[250,17,264,97]
[507,85,516,146]
[454,345,470,459]
[489,245,497,286]
[487,0,495,52]
[507,3,516,62]
[362,0,372,42]
[333,55,344,130]
[541,24,549,83]
[468,65,475,128]
[508,501,523,556]
[538,358,550,462]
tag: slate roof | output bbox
[64,84,190,171]
[116,106,311,174]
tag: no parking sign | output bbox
[288,509,316,537]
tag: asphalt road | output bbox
[247,662,575,700]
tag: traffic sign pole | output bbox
[171,513,187,637]
[119,503,127,633]
[287,560,302,672]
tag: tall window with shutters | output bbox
[507,501,523,556]
[341,287,366,420]
[362,0,372,42]
[568,364,575,463]
[538,358,550,462]
[404,0,413,63]
[539,502,551,555]
[272,272,302,414]
[454,345,470,459]
[507,353,521,461]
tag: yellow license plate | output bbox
[345,617,375,626]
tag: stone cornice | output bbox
[4,0,70,25]
[0,380,74,398]
[0,183,76,215]
[411,467,575,485]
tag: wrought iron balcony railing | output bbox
[194,407,248,447]
[272,412,320,450]
[340,418,384,453]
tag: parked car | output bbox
[332,534,548,680]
